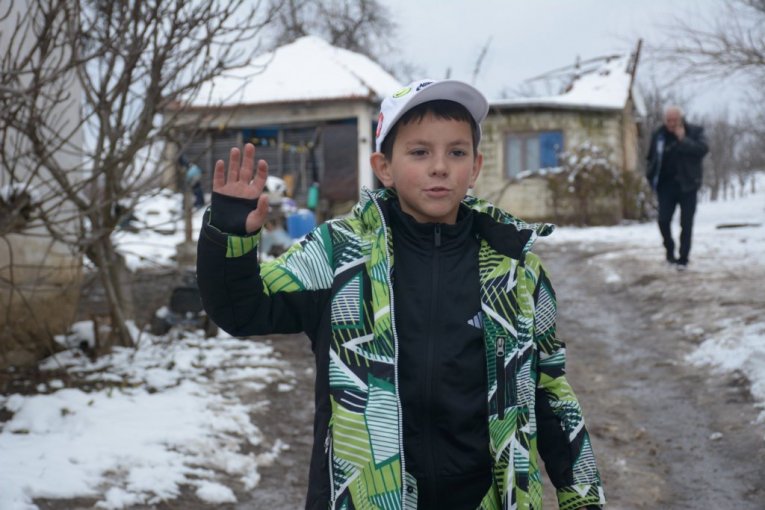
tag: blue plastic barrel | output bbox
[286,209,316,239]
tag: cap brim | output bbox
[377,80,489,152]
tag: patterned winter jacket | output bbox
[197,187,605,510]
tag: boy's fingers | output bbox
[252,158,269,194]
[227,147,241,184]
[212,159,225,191]
[245,194,269,234]
[240,143,256,184]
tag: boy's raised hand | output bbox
[213,143,270,234]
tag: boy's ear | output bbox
[370,152,394,188]
[469,152,484,188]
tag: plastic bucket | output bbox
[286,209,316,239]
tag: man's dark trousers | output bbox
[657,180,697,264]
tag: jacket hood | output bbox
[354,187,554,260]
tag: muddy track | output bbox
[538,242,765,509]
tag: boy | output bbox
[197,79,605,510]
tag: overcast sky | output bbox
[383,0,746,118]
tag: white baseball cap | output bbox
[375,79,490,152]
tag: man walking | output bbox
[646,106,709,269]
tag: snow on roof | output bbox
[191,36,402,108]
[492,55,641,113]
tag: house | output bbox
[474,48,645,225]
[166,36,402,217]
[0,1,84,366]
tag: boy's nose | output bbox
[430,156,448,177]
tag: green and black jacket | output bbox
[197,188,605,510]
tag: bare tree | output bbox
[655,0,765,84]
[734,91,765,193]
[470,37,492,86]
[1,0,275,350]
[267,0,397,67]
[701,109,741,200]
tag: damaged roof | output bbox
[492,54,645,114]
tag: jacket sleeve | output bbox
[645,129,659,185]
[674,125,709,159]
[533,266,605,510]
[196,209,332,338]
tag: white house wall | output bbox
[0,0,84,365]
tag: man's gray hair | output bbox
[664,105,684,118]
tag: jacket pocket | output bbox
[496,336,520,420]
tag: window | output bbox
[505,131,563,178]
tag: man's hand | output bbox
[672,122,686,141]
[213,143,270,234]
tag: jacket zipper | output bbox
[326,428,335,502]
[369,191,408,506]
[496,336,506,420]
[424,224,441,499]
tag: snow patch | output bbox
[0,332,291,510]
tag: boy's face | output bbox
[371,113,483,225]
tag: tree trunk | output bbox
[91,237,134,348]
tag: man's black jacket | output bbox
[646,122,709,192]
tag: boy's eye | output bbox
[451,149,468,157]
[409,149,428,156]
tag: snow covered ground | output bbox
[110,189,207,271]
[1,175,763,509]
[0,327,295,510]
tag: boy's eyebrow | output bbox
[403,138,472,146]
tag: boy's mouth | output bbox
[424,186,450,197]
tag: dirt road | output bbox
[539,241,765,509]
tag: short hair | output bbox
[664,105,684,118]
[380,100,480,160]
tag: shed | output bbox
[167,36,402,216]
[474,50,645,224]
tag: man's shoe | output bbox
[676,259,688,271]
[666,253,677,264]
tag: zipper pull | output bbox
[496,336,506,420]
[434,225,441,247]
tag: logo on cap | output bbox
[416,81,433,91]
[392,86,411,99]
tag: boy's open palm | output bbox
[213,143,270,234]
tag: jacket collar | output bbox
[356,187,554,260]
[389,199,475,251]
